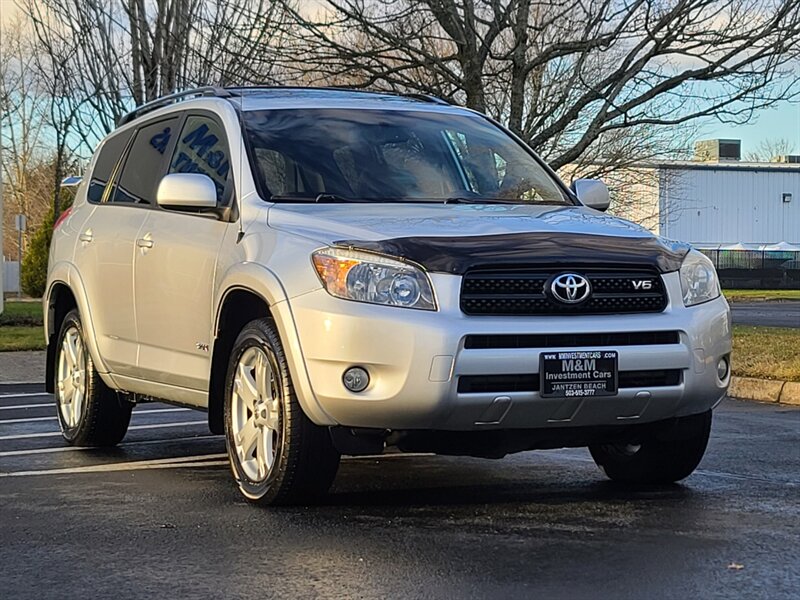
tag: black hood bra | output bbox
[335,232,691,274]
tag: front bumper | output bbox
[287,271,731,431]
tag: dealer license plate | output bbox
[540,350,618,398]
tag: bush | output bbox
[20,194,74,298]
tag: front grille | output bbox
[457,369,682,394]
[464,331,680,350]
[461,268,667,315]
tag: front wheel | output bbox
[54,309,132,446]
[224,318,340,505]
[589,410,712,484]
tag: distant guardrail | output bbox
[698,249,800,289]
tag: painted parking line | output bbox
[0,452,440,478]
[0,392,50,399]
[0,403,187,411]
[0,453,229,477]
[0,420,207,441]
[0,407,191,425]
[0,434,222,458]
[0,403,53,411]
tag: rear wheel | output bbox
[589,410,712,484]
[54,309,132,446]
[224,318,340,505]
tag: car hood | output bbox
[267,203,690,273]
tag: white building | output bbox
[604,141,800,249]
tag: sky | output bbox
[2,0,799,156]
[700,101,800,155]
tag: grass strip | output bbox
[0,301,44,326]
[732,325,800,383]
[724,289,800,303]
[0,326,46,352]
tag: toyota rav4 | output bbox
[45,87,731,504]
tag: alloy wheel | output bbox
[230,346,282,482]
[57,325,87,429]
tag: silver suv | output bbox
[45,87,731,504]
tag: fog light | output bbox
[717,357,729,380]
[343,367,370,392]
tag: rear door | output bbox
[75,116,181,378]
[72,128,138,376]
[133,112,234,394]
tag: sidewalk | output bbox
[0,351,46,383]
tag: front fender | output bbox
[214,262,337,426]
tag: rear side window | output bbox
[88,130,134,202]
[168,115,231,201]
[112,117,180,205]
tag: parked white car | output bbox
[45,87,731,504]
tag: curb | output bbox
[729,376,800,406]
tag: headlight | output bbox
[679,250,720,307]
[312,247,436,310]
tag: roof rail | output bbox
[224,86,450,105]
[117,86,231,127]
[400,92,450,106]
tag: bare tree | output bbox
[277,1,800,173]
[745,137,796,162]
[0,17,54,258]
[21,0,291,148]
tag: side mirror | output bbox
[156,173,218,210]
[572,179,610,212]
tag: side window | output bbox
[112,117,180,204]
[168,115,230,201]
[88,130,134,202]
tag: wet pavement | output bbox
[0,383,798,599]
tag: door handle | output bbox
[79,230,93,243]
[136,235,154,249]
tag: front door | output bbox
[133,113,234,393]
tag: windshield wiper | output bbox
[442,196,518,205]
[270,193,361,203]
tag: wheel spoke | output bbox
[256,430,268,479]
[237,417,260,458]
[254,351,267,397]
[265,402,280,432]
[66,331,79,371]
[76,339,85,371]
[71,388,83,425]
[61,340,73,372]
[236,363,258,407]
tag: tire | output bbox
[589,410,712,484]
[54,309,132,446]
[224,317,340,505]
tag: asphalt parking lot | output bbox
[730,302,800,327]
[0,382,798,599]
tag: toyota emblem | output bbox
[550,273,591,304]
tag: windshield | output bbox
[242,108,571,205]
